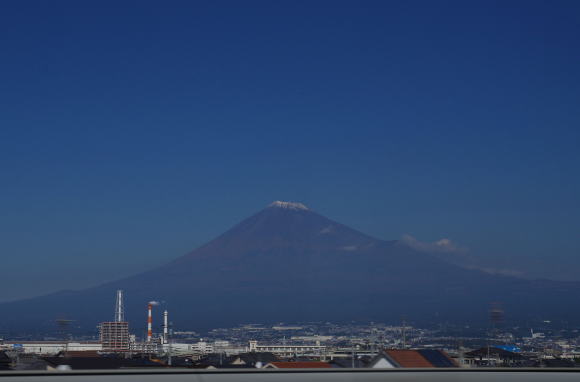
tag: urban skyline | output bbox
[2,288,578,370]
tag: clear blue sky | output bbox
[1,0,579,301]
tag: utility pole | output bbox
[458,340,465,368]
[401,317,407,349]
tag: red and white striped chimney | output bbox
[147,303,153,342]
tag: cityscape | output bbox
[1,289,579,370]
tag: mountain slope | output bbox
[1,201,578,334]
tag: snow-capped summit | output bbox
[268,200,309,211]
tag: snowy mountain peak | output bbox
[268,201,309,211]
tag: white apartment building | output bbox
[248,340,326,356]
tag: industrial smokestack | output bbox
[146,301,160,343]
[115,290,124,322]
[163,310,168,344]
[147,303,153,342]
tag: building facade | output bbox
[1,341,102,355]
[99,322,130,352]
[248,340,326,356]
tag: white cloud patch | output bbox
[319,226,334,234]
[340,245,358,251]
[400,234,467,255]
[400,234,525,279]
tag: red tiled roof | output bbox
[385,350,433,368]
[268,361,332,369]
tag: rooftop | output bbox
[385,350,433,368]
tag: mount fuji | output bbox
[1,201,578,334]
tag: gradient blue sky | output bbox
[1,0,579,302]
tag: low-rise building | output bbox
[3,342,102,355]
[463,347,525,367]
[248,340,326,356]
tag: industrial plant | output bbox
[98,292,171,354]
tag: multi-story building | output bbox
[99,322,130,352]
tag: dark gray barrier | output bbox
[1,369,580,382]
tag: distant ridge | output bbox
[1,201,580,333]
